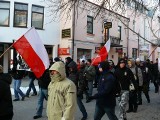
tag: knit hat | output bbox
[99,61,110,71]
[0,65,3,73]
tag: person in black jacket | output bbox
[89,61,118,120]
[33,69,51,119]
[68,61,88,120]
[152,58,159,93]
[114,58,135,120]
[0,65,13,120]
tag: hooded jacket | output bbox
[47,62,76,120]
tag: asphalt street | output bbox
[11,77,160,120]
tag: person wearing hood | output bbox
[68,61,88,120]
[0,65,13,120]
[65,57,73,77]
[84,59,96,103]
[127,59,138,113]
[114,58,135,120]
[89,61,118,120]
[47,61,76,120]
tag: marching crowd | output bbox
[0,56,160,120]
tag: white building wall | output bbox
[0,0,60,72]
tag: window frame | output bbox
[31,5,44,30]
[0,1,10,27]
[87,15,93,34]
[13,2,28,28]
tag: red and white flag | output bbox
[92,39,111,66]
[13,27,49,78]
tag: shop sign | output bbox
[116,48,123,53]
[58,48,70,55]
[62,28,71,38]
[104,22,112,29]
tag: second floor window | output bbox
[14,3,28,27]
[0,1,10,26]
[87,16,93,34]
[32,5,44,29]
[118,26,121,40]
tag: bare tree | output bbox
[44,0,160,53]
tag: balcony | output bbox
[151,39,160,46]
[110,36,122,47]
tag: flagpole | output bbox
[0,44,14,58]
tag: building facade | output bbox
[0,0,60,72]
[59,1,129,64]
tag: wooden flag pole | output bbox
[0,44,14,58]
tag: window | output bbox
[132,48,137,59]
[118,26,121,40]
[14,3,28,27]
[32,5,44,29]
[133,20,135,31]
[0,1,10,26]
[87,16,93,34]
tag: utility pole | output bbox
[72,2,76,59]
[138,33,140,57]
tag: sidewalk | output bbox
[11,76,39,95]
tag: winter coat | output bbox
[135,65,143,86]
[115,67,135,91]
[84,65,96,81]
[68,61,87,96]
[37,69,51,89]
[0,73,13,118]
[93,71,117,108]
[47,62,76,120]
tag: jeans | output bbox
[36,88,48,116]
[94,104,118,120]
[77,95,87,118]
[88,81,93,96]
[14,79,25,99]
[118,91,129,120]
[26,78,37,95]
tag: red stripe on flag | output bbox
[13,35,45,78]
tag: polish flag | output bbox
[13,27,49,78]
[92,39,111,66]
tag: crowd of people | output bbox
[0,56,160,120]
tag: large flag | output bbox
[92,39,111,66]
[13,27,49,78]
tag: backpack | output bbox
[108,72,121,97]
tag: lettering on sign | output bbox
[62,29,71,38]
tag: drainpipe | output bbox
[72,2,76,60]
[127,19,129,57]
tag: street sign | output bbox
[104,22,112,29]
[62,28,71,38]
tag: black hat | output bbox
[54,57,60,62]
[99,61,110,71]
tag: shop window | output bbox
[0,1,10,26]
[14,3,28,27]
[32,5,44,29]
[87,16,93,34]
